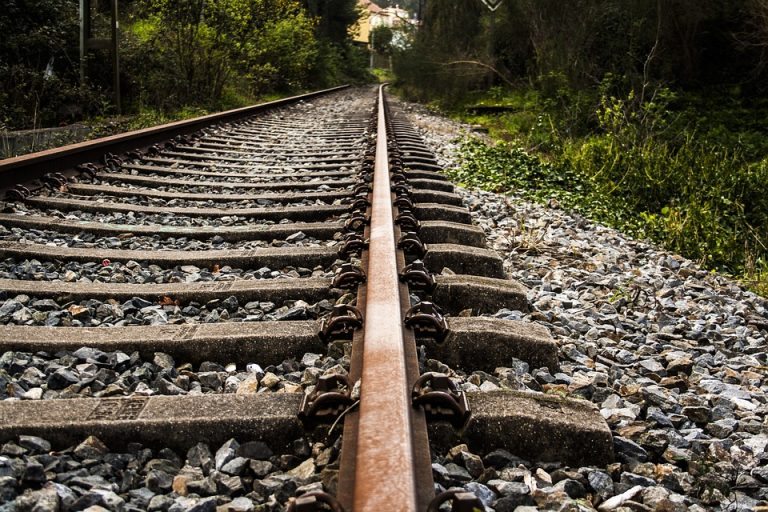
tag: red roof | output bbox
[359,0,383,14]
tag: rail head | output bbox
[342,84,432,512]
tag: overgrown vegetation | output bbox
[1,0,372,132]
[394,0,768,292]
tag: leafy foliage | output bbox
[0,0,107,129]
[370,26,394,55]
[2,0,371,130]
[452,87,768,280]
[123,0,321,110]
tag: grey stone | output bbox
[187,476,217,495]
[249,460,274,478]
[706,418,738,438]
[620,472,656,487]
[23,459,46,483]
[50,482,78,510]
[47,367,79,390]
[443,463,472,484]
[751,466,768,483]
[237,441,273,460]
[215,474,244,495]
[493,493,535,512]
[127,487,155,508]
[1,442,25,457]
[482,449,523,469]
[152,353,175,370]
[588,470,614,499]
[144,469,173,492]
[223,497,254,512]
[553,478,587,498]
[215,438,239,470]
[0,476,16,502]
[221,456,248,476]
[464,482,495,508]
[613,436,648,462]
[145,458,180,475]
[682,406,711,423]
[74,436,109,459]
[488,479,529,498]
[186,443,213,473]
[73,489,125,510]
[197,372,223,391]
[459,451,485,478]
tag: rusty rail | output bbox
[0,85,349,189]
[337,86,433,511]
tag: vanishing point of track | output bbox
[0,85,613,511]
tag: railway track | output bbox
[0,85,612,511]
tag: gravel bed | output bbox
[77,180,353,196]
[43,192,352,209]
[0,88,368,509]
[98,170,357,186]
[0,346,350,401]
[0,434,338,511]
[0,227,340,251]
[0,293,352,327]
[399,99,768,511]
[0,259,339,284]
[4,206,348,228]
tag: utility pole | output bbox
[80,0,121,114]
[370,29,375,69]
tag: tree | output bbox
[371,25,394,55]
[126,0,319,108]
[0,0,104,128]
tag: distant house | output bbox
[352,1,414,48]
[352,0,383,47]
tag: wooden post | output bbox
[79,0,120,114]
[79,0,91,84]
[111,0,121,115]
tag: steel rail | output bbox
[0,85,349,189]
[339,85,432,512]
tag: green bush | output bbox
[455,101,768,276]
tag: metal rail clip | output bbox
[397,232,427,259]
[41,172,68,190]
[319,304,363,342]
[395,210,420,232]
[353,183,371,196]
[286,491,345,512]
[390,170,408,185]
[337,233,368,259]
[6,185,30,201]
[331,263,366,290]
[391,183,412,197]
[298,374,354,425]
[393,196,415,210]
[343,213,369,233]
[412,373,471,429]
[399,261,436,294]
[427,490,484,512]
[75,163,99,178]
[102,153,123,170]
[350,196,370,214]
[404,302,449,342]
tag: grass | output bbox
[372,67,395,83]
[446,85,768,295]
